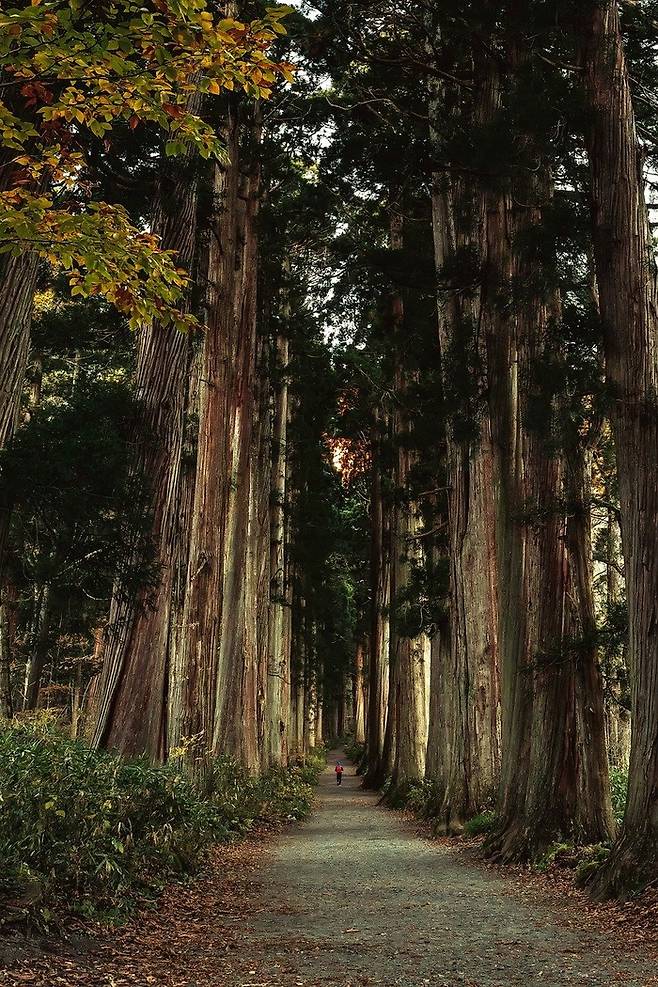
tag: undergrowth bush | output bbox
[463,810,498,837]
[0,720,323,928]
[342,734,365,764]
[609,767,628,829]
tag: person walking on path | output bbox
[335,761,344,786]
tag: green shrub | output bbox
[464,810,498,837]
[535,841,577,873]
[0,721,322,927]
[609,767,628,829]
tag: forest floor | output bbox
[1,752,657,987]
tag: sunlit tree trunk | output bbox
[242,332,271,772]
[213,145,261,765]
[22,582,52,711]
[583,0,658,896]
[424,614,450,784]
[289,594,307,760]
[364,414,391,787]
[602,507,630,770]
[178,103,262,768]
[353,641,367,745]
[166,352,201,753]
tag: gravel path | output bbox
[235,752,656,987]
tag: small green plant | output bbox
[574,844,610,887]
[464,810,499,837]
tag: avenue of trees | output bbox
[0,0,657,905]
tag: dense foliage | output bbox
[0,719,323,927]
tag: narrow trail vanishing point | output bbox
[2,753,656,987]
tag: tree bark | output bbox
[22,582,52,711]
[429,161,501,831]
[389,213,430,796]
[476,57,530,859]
[477,44,611,857]
[93,142,199,759]
[364,413,392,788]
[266,321,291,765]
[0,599,13,718]
[177,103,262,769]
[353,641,367,745]
[564,444,615,841]
[582,0,658,897]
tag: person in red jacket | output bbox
[335,761,344,786]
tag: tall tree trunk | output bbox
[389,213,430,795]
[353,641,367,745]
[0,599,13,718]
[266,322,290,765]
[364,414,391,787]
[0,253,39,457]
[389,478,430,792]
[166,350,202,754]
[178,103,262,768]
[251,334,272,771]
[424,614,450,784]
[582,0,658,897]
[289,594,306,760]
[93,141,199,759]
[429,162,501,831]
[603,507,631,770]
[23,582,52,711]
[0,250,41,591]
[489,201,612,856]
[477,57,530,859]
[564,443,615,840]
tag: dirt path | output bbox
[1,753,656,987]
[228,753,656,987]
